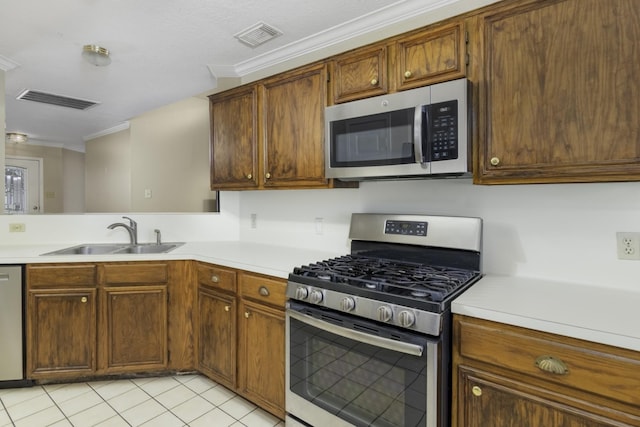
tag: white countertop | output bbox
[452,275,640,352]
[0,241,342,279]
[3,243,639,353]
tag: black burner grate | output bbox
[292,255,478,303]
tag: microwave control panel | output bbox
[427,100,458,161]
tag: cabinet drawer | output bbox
[240,273,286,307]
[28,264,97,287]
[197,263,236,293]
[456,316,640,407]
[103,263,168,285]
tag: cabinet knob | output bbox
[259,286,270,297]
[490,157,500,166]
[224,305,230,312]
[404,70,412,78]
[370,78,378,86]
[244,311,250,318]
[265,172,271,179]
[81,296,87,303]
[210,275,219,283]
[535,355,568,375]
[472,385,482,397]
[246,173,252,180]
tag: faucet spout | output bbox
[107,216,138,244]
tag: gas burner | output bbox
[291,254,479,304]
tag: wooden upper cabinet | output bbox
[330,43,388,104]
[473,0,640,184]
[261,63,329,188]
[393,21,467,91]
[209,85,259,189]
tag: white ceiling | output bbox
[1,0,494,152]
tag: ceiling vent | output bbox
[234,21,283,48]
[16,89,99,110]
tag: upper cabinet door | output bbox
[474,0,640,184]
[394,21,467,91]
[209,86,259,189]
[261,63,329,188]
[331,44,388,104]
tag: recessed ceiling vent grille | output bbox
[235,21,283,47]
[16,89,99,110]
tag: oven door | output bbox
[286,301,441,427]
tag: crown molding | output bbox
[84,121,130,141]
[0,54,20,71]
[233,0,481,77]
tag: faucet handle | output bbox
[122,216,137,228]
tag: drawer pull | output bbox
[535,355,568,375]
[472,385,482,397]
[210,275,219,283]
[259,286,270,297]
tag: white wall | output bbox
[237,179,640,291]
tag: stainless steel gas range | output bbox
[285,213,482,427]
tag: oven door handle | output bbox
[288,309,424,357]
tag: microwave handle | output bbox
[414,105,428,164]
[287,309,424,357]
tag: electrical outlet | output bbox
[315,217,324,235]
[9,223,26,232]
[616,232,640,260]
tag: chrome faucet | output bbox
[107,216,138,244]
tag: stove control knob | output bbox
[398,310,416,328]
[295,287,309,300]
[340,297,355,312]
[377,306,393,323]
[309,290,324,304]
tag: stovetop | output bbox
[291,254,479,304]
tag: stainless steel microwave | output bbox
[325,78,470,181]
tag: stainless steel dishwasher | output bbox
[0,266,28,387]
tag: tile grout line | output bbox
[42,384,93,427]
[86,380,133,427]
[0,393,16,427]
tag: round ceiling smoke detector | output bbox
[82,44,111,66]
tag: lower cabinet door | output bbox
[238,298,285,419]
[27,289,97,379]
[197,286,237,388]
[101,286,167,372]
[458,369,632,427]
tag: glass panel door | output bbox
[5,157,42,214]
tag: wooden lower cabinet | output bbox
[452,315,640,427]
[27,288,97,378]
[459,369,625,427]
[237,298,285,418]
[196,263,286,419]
[197,285,236,389]
[26,261,187,380]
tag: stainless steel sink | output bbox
[112,243,182,254]
[42,242,184,256]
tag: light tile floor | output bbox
[0,374,284,427]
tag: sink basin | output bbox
[42,242,184,256]
[113,243,183,254]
